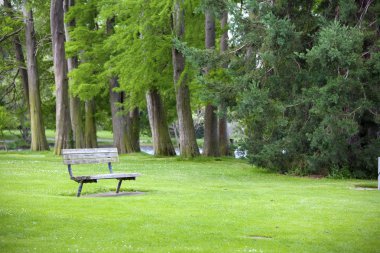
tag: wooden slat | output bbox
[63,152,118,160]
[62,148,118,154]
[72,173,140,181]
[63,157,118,165]
[62,148,119,165]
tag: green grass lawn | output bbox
[0,151,379,252]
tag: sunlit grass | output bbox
[0,151,379,252]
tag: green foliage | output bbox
[226,0,380,178]
[0,106,16,135]
[98,0,176,114]
[66,0,109,101]
[304,22,363,72]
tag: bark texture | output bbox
[51,0,72,154]
[23,3,48,151]
[70,96,84,148]
[126,107,141,153]
[64,0,85,148]
[219,11,229,156]
[203,104,219,156]
[218,103,229,156]
[109,77,127,153]
[203,9,219,156]
[146,89,176,156]
[172,0,199,157]
[85,99,97,148]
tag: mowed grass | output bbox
[0,151,379,253]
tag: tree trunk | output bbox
[4,0,31,143]
[109,77,127,153]
[64,0,85,149]
[69,96,84,148]
[106,18,130,154]
[23,2,49,151]
[14,39,29,110]
[219,11,229,156]
[15,35,31,143]
[85,99,97,148]
[126,107,141,153]
[203,104,219,156]
[219,103,229,156]
[146,89,176,156]
[172,0,200,157]
[51,0,72,154]
[203,9,219,156]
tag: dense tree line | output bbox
[0,0,379,178]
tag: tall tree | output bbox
[218,10,229,156]
[23,1,48,151]
[51,0,72,154]
[103,0,175,156]
[64,0,84,148]
[172,0,200,157]
[203,8,219,157]
[146,89,176,156]
[106,17,130,154]
[3,0,30,143]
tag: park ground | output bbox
[0,150,379,253]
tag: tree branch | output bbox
[357,0,373,28]
[0,69,19,104]
[0,27,23,43]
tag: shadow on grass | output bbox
[59,187,153,197]
[353,183,378,190]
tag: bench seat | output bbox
[72,173,140,182]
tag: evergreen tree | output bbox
[51,0,72,154]
[203,6,220,157]
[64,0,85,149]
[23,1,49,151]
[172,0,200,157]
[3,0,30,143]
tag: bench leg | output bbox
[116,180,123,194]
[77,182,84,197]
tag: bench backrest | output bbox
[62,148,119,165]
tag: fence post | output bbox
[378,157,380,190]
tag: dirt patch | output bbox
[245,235,273,240]
[353,187,378,191]
[82,191,145,198]
[308,174,325,179]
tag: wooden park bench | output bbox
[62,148,140,197]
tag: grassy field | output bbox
[0,151,379,253]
